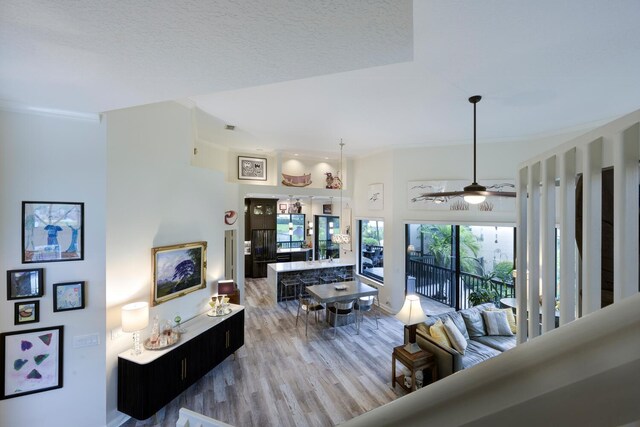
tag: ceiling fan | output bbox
[420,95,516,204]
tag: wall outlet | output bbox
[111,327,123,340]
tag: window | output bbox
[358,220,384,282]
[276,214,305,248]
[406,224,515,309]
[315,216,340,260]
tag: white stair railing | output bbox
[516,108,640,342]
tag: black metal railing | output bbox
[277,241,305,249]
[408,259,456,306]
[408,258,515,310]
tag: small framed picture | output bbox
[7,268,44,300]
[14,301,39,325]
[53,281,85,312]
[238,156,267,181]
[22,201,84,263]
[0,325,64,400]
[323,204,332,214]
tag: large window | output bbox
[277,214,305,248]
[406,224,515,309]
[358,220,384,282]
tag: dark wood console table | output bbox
[117,305,244,420]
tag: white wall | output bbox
[105,102,230,425]
[352,136,565,313]
[0,110,107,426]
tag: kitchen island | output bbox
[267,259,355,303]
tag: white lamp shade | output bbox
[395,294,426,325]
[463,194,486,204]
[121,302,149,332]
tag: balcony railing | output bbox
[408,257,515,310]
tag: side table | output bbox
[391,345,437,392]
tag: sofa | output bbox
[412,303,517,379]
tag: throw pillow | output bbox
[429,319,452,348]
[488,308,517,333]
[482,310,514,336]
[443,317,468,354]
[461,309,486,337]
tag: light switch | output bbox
[73,333,100,348]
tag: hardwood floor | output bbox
[122,278,420,427]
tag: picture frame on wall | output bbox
[152,241,207,306]
[0,325,64,400]
[14,301,39,325]
[22,201,84,263]
[323,204,332,214]
[7,268,44,300]
[53,281,85,312]
[238,156,267,181]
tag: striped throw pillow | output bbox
[443,317,468,354]
[482,310,514,336]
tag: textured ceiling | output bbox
[0,0,412,112]
[2,1,640,158]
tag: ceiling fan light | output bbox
[464,194,486,204]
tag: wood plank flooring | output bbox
[122,278,418,427]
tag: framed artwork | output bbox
[53,282,85,312]
[323,204,332,214]
[0,325,64,400]
[238,156,267,181]
[22,201,84,263]
[7,269,44,300]
[368,183,384,210]
[14,301,39,325]
[152,241,207,306]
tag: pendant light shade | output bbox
[420,95,516,203]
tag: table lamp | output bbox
[122,301,149,355]
[395,294,427,353]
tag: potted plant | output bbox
[468,272,498,306]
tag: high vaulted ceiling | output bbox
[2,1,640,157]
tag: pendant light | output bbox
[331,140,351,244]
[420,95,516,204]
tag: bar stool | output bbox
[280,276,300,305]
[299,274,319,297]
[320,273,337,284]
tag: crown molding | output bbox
[0,100,101,122]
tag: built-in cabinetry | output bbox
[245,198,277,278]
[117,307,244,420]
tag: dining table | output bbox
[305,280,379,304]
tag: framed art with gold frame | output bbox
[151,241,207,306]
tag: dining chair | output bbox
[354,295,379,334]
[328,299,356,338]
[296,295,325,336]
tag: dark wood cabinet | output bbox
[118,307,245,420]
[248,198,276,230]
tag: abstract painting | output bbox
[152,241,207,306]
[1,326,63,400]
[22,201,84,263]
[238,156,267,181]
[407,180,516,212]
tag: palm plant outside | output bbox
[419,225,480,273]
